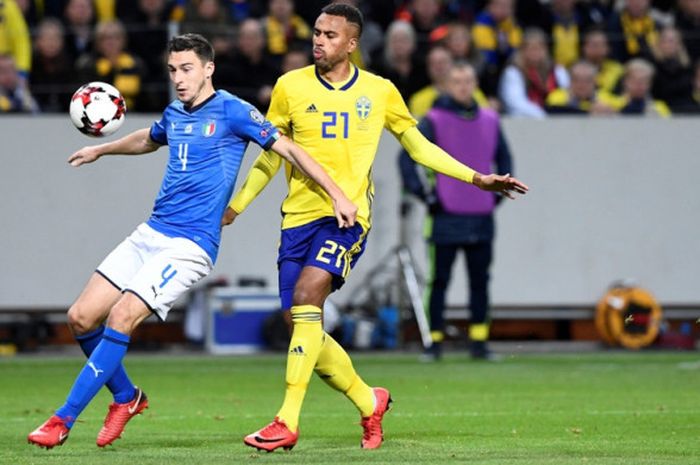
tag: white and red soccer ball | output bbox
[69,82,126,137]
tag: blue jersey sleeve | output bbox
[224,99,279,150]
[150,112,168,145]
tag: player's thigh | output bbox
[68,272,123,332]
[107,291,158,335]
[125,238,213,322]
[292,265,334,307]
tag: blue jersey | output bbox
[148,90,279,263]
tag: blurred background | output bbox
[1,0,699,356]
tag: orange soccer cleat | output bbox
[96,387,148,447]
[244,417,299,452]
[27,415,71,449]
[360,387,392,449]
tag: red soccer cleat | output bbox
[96,387,148,447]
[360,387,392,449]
[244,417,299,452]
[27,415,71,449]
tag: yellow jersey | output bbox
[260,64,416,231]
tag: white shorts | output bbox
[97,223,213,321]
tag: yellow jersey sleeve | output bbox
[399,126,476,184]
[384,80,417,137]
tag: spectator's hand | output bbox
[68,146,101,167]
[590,101,616,116]
[474,173,529,199]
[221,206,239,227]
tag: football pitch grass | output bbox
[2,351,699,464]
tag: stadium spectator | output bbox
[607,0,660,62]
[31,18,74,112]
[0,0,32,82]
[671,60,700,113]
[0,54,39,113]
[499,28,570,118]
[263,0,311,61]
[399,62,514,361]
[675,0,700,61]
[181,0,236,58]
[607,58,671,116]
[581,28,624,93]
[652,27,693,109]
[370,20,427,101]
[217,18,278,112]
[76,20,146,111]
[330,0,384,69]
[396,0,446,66]
[545,60,616,115]
[440,22,495,97]
[541,0,585,68]
[281,45,310,73]
[409,46,455,118]
[472,0,522,77]
[63,0,96,62]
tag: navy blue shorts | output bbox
[278,217,367,310]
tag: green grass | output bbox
[2,351,700,464]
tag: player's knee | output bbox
[67,303,100,335]
[292,286,323,307]
[106,300,139,335]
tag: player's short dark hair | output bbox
[321,3,363,37]
[167,33,215,63]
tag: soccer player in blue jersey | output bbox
[225,4,527,453]
[27,33,357,450]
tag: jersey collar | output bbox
[315,64,359,91]
[184,91,218,114]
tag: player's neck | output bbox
[318,60,353,83]
[188,86,216,109]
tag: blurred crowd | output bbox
[2,0,700,116]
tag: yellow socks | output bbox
[314,333,375,417]
[276,305,324,432]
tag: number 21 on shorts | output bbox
[316,240,347,271]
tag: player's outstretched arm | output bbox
[68,128,161,167]
[270,135,358,228]
[399,126,529,198]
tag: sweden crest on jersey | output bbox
[355,96,371,120]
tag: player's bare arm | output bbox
[270,135,358,228]
[68,128,161,167]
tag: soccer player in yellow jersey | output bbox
[224,4,528,453]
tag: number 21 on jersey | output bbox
[322,112,349,139]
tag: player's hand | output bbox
[221,206,238,227]
[474,173,529,199]
[332,196,357,228]
[68,146,101,167]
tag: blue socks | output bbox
[75,326,136,404]
[57,328,131,427]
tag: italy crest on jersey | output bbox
[202,120,216,137]
[355,96,371,120]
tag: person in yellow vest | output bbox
[546,61,616,115]
[607,0,660,62]
[581,28,625,93]
[409,45,489,118]
[76,20,145,110]
[472,0,522,74]
[0,0,31,82]
[264,0,311,59]
[604,58,671,117]
[543,0,582,68]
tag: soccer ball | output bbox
[69,82,126,137]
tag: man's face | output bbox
[570,66,596,101]
[426,48,453,84]
[238,20,264,56]
[583,33,608,63]
[167,50,213,105]
[0,57,18,90]
[312,13,358,73]
[625,70,651,98]
[625,0,650,17]
[446,66,477,105]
